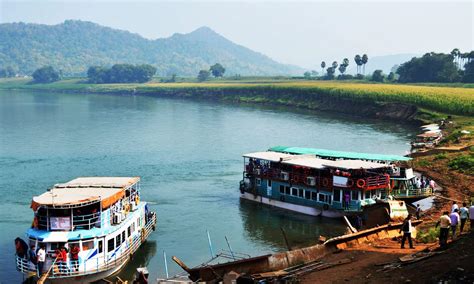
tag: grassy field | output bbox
[1,78,473,116]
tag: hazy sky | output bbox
[1,0,472,69]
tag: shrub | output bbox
[448,154,474,175]
[32,66,60,83]
[417,227,439,243]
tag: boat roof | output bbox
[416,132,441,138]
[268,146,411,162]
[243,151,295,162]
[31,177,139,210]
[244,152,389,170]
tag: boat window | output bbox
[351,191,359,201]
[305,190,311,200]
[298,189,304,198]
[82,240,94,251]
[311,192,317,201]
[137,217,140,227]
[107,238,114,252]
[285,186,291,195]
[121,231,125,242]
[365,191,371,199]
[256,179,261,186]
[98,240,103,254]
[291,187,298,196]
[318,194,324,202]
[267,180,272,187]
[127,226,131,237]
[132,222,135,233]
[116,235,121,248]
[279,185,285,194]
[334,189,341,202]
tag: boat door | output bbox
[96,237,105,268]
[266,180,272,197]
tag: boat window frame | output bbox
[107,238,114,253]
[304,190,311,200]
[285,186,291,195]
[291,187,298,196]
[279,185,285,194]
[256,178,261,186]
[298,188,304,198]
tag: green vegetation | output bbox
[0,20,301,76]
[371,70,384,82]
[0,66,16,78]
[87,64,156,83]
[448,153,474,175]
[32,66,61,83]
[1,79,473,116]
[417,227,439,243]
[210,63,226,78]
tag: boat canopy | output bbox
[31,177,139,211]
[269,146,411,162]
[243,152,295,162]
[321,159,389,170]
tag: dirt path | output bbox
[300,232,474,283]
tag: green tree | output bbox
[362,54,368,75]
[451,48,460,68]
[311,70,318,77]
[303,71,312,79]
[332,61,338,69]
[197,70,210,82]
[32,66,60,83]
[210,63,225,77]
[371,69,384,82]
[342,58,349,67]
[387,72,396,81]
[321,61,326,76]
[462,60,474,82]
[338,64,346,75]
[326,67,336,79]
[397,52,460,83]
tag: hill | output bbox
[0,20,303,76]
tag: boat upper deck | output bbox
[269,146,411,162]
[243,152,390,170]
[31,177,139,210]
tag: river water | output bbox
[0,90,417,282]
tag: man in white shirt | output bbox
[469,203,474,232]
[451,201,459,213]
[399,214,414,249]
[36,245,46,276]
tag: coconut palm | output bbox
[332,61,338,69]
[321,61,326,75]
[451,48,460,68]
[342,58,349,67]
[354,55,362,74]
[362,54,368,75]
[338,64,346,75]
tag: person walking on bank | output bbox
[416,204,422,219]
[459,203,469,233]
[436,211,451,248]
[469,202,474,232]
[452,201,459,213]
[37,245,46,276]
[450,209,460,239]
[399,214,414,249]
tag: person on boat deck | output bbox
[56,246,69,274]
[436,211,451,248]
[399,214,414,249]
[70,244,80,272]
[344,192,350,210]
[37,245,46,276]
[459,202,469,233]
[451,201,459,213]
[450,209,460,239]
[28,244,37,265]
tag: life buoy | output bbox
[347,179,354,187]
[322,178,329,187]
[323,204,329,210]
[356,179,366,188]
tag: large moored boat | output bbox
[240,147,433,218]
[15,177,157,283]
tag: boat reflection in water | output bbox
[239,199,346,250]
[116,240,157,281]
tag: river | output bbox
[0,90,418,282]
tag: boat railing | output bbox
[392,187,433,197]
[16,213,157,279]
[364,175,390,190]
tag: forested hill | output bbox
[0,20,302,76]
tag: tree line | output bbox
[87,64,157,83]
[197,63,226,82]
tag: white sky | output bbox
[1,0,472,69]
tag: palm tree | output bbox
[354,55,361,74]
[342,58,349,67]
[332,61,338,69]
[362,54,368,75]
[321,61,326,76]
[338,64,346,75]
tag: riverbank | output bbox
[1,78,473,121]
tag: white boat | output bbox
[15,177,157,283]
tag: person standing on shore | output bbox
[449,209,460,239]
[436,211,451,248]
[416,204,422,219]
[469,202,474,232]
[459,203,469,233]
[452,201,459,213]
[399,214,414,249]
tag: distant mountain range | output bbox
[0,20,303,76]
